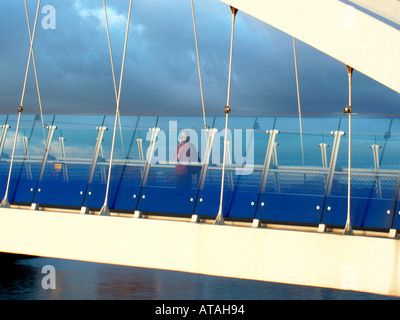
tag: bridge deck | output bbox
[1,205,399,297]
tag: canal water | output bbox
[0,255,398,300]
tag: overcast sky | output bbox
[0,0,398,117]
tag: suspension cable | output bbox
[191,0,207,130]
[104,0,118,103]
[1,0,41,208]
[24,0,46,140]
[103,0,125,158]
[292,37,304,166]
[100,0,133,215]
[344,65,354,235]
[215,6,238,225]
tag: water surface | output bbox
[0,255,397,300]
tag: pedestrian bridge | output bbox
[1,113,400,298]
[1,0,400,298]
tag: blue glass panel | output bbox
[195,117,273,219]
[322,197,394,229]
[83,163,144,210]
[83,116,155,210]
[322,117,400,229]
[256,117,340,224]
[392,203,400,229]
[257,193,324,224]
[1,113,400,232]
[2,114,54,204]
[136,117,206,214]
[107,164,143,210]
[0,162,9,199]
[35,163,90,206]
[0,115,12,198]
[194,170,262,218]
[34,115,105,207]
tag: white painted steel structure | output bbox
[219,0,400,94]
[1,0,400,298]
[0,207,400,297]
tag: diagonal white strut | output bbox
[218,0,400,94]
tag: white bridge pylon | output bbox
[218,0,400,94]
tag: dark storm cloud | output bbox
[0,0,398,116]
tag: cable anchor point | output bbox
[224,105,231,114]
[230,6,238,16]
[343,105,352,114]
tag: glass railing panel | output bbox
[83,116,157,210]
[1,112,400,232]
[34,114,106,207]
[1,114,54,204]
[322,117,400,229]
[255,117,341,224]
[387,119,400,229]
[0,115,12,197]
[136,117,207,215]
[194,117,275,219]
[107,116,155,210]
[156,116,215,130]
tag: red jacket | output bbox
[175,141,197,175]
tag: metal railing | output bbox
[0,113,399,236]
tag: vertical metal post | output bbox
[223,140,234,190]
[319,143,329,168]
[58,137,66,158]
[21,136,32,180]
[21,136,29,156]
[37,125,57,182]
[324,131,345,197]
[191,128,218,223]
[58,137,69,182]
[141,127,161,187]
[318,142,329,196]
[136,138,144,161]
[0,124,10,158]
[197,128,217,191]
[98,145,107,184]
[87,126,108,186]
[134,127,160,218]
[370,144,382,198]
[318,131,344,232]
[80,126,108,214]
[272,142,280,193]
[251,129,280,228]
[259,130,280,194]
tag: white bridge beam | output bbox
[1,207,400,297]
[218,0,400,94]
